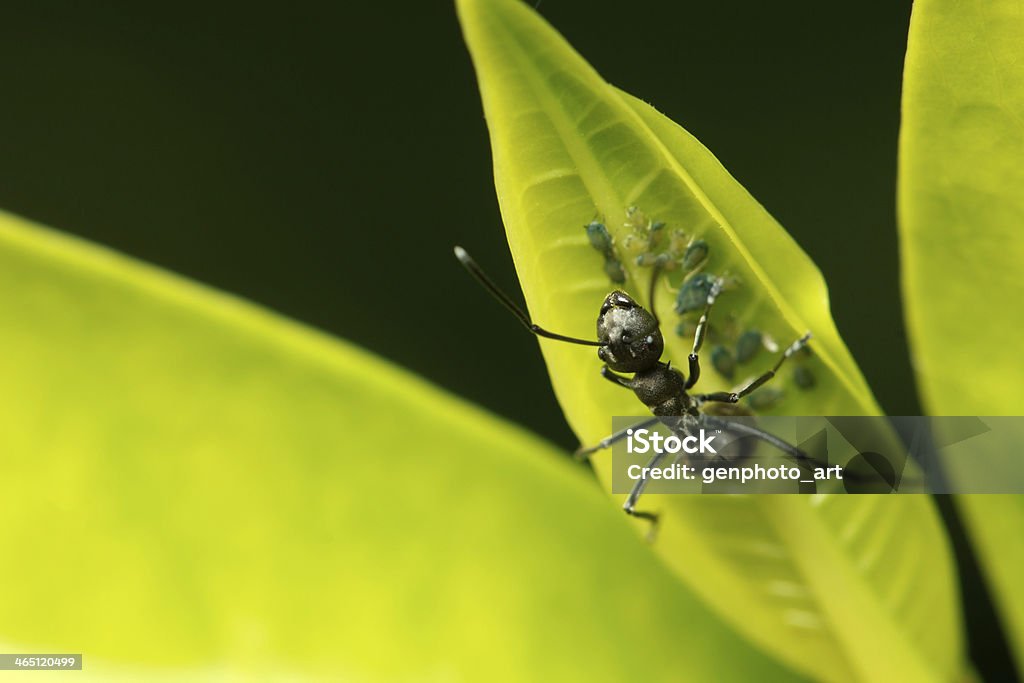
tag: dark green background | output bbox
[0,0,919,448]
[0,1,1014,679]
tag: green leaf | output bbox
[458,0,964,680]
[0,209,799,681]
[899,0,1024,671]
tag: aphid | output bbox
[675,273,719,315]
[585,220,614,252]
[711,345,736,379]
[584,220,627,284]
[622,206,669,266]
[632,225,701,275]
[667,229,688,249]
[620,207,650,254]
[794,365,816,390]
[682,239,709,271]
[603,257,626,283]
[454,244,816,523]
[621,207,712,277]
[634,252,661,267]
[736,329,764,364]
[746,386,784,411]
[623,205,649,233]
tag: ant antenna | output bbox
[648,261,664,328]
[454,246,601,347]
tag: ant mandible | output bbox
[454,245,815,522]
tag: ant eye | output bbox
[621,332,633,344]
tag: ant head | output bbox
[596,291,664,372]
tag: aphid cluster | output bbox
[587,207,710,276]
[587,208,816,412]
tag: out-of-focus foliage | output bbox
[458,0,963,680]
[899,0,1024,672]
[0,210,800,681]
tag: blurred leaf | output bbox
[0,210,803,681]
[458,0,964,680]
[899,0,1024,672]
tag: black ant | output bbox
[454,245,818,523]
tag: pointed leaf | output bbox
[0,209,798,681]
[899,0,1024,671]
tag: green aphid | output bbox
[736,330,763,364]
[701,401,753,418]
[746,387,784,411]
[621,233,643,254]
[682,239,709,271]
[603,255,626,284]
[675,273,717,315]
[668,229,689,254]
[711,345,736,379]
[636,252,677,270]
[624,205,646,232]
[655,252,676,269]
[623,208,666,253]
[794,365,816,390]
[585,220,613,253]
[635,252,659,267]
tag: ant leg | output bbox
[700,415,814,466]
[600,365,635,389]
[732,332,811,399]
[695,332,812,404]
[699,415,896,488]
[623,450,667,525]
[685,279,724,390]
[696,391,740,405]
[574,416,660,461]
[647,261,665,328]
